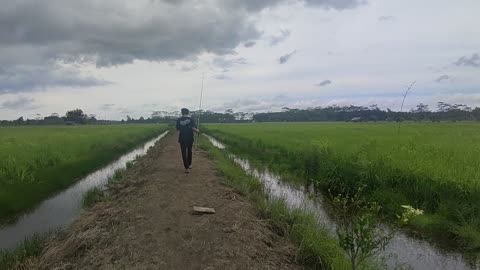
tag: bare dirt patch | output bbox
[25,134,301,270]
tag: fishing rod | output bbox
[195,73,204,149]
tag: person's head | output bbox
[181,108,190,116]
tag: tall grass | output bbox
[204,122,480,251]
[82,187,108,208]
[82,166,129,208]
[0,124,168,221]
[0,234,47,270]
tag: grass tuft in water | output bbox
[82,187,108,208]
[0,234,46,270]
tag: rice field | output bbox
[204,122,480,250]
[0,124,168,221]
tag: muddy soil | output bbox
[22,134,301,270]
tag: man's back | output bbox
[176,116,195,144]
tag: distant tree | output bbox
[16,117,24,125]
[65,109,87,124]
[411,103,431,121]
[151,111,168,119]
[472,107,480,121]
[437,102,452,112]
[86,114,97,124]
[413,103,430,113]
[192,110,235,123]
[234,112,247,121]
[43,113,63,125]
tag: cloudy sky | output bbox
[0,0,479,120]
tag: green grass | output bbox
[199,136,359,269]
[204,122,480,251]
[82,165,130,208]
[0,124,168,221]
[0,233,47,270]
[82,187,108,208]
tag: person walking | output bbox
[176,108,199,173]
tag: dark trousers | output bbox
[180,142,193,169]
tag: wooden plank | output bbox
[193,206,216,214]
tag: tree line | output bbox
[1,109,99,126]
[1,102,479,126]
[252,103,480,122]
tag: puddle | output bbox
[205,134,479,270]
[0,131,168,250]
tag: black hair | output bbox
[181,108,189,115]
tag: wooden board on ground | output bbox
[193,206,216,214]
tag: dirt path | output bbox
[29,134,301,270]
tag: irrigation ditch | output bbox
[0,131,169,251]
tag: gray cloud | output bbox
[315,80,332,87]
[303,0,366,9]
[100,104,115,111]
[0,0,261,93]
[244,41,256,48]
[0,65,110,93]
[0,0,362,67]
[0,96,39,110]
[269,29,291,46]
[180,64,197,72]
[0,1,261,69]
[454,53,480,67]
[224,0,364,11]
[378,15,396,22]
[435,75,450,83]
[213,98,288,112]
[212,57,248,71]
[223,0,284,12]
[211,56,248,80]
[214,73,232,80]
[117,107,133,115]
[272,94,289,101]
[279,50,297,64]
[0,0,364,93]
